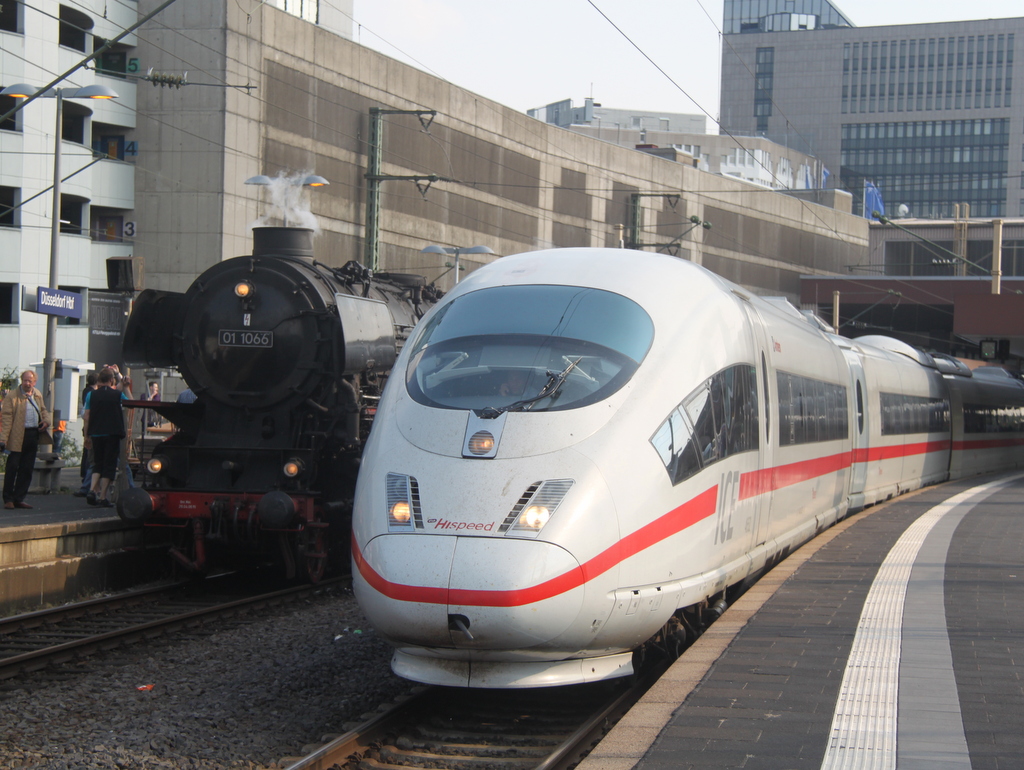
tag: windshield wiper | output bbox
[479,358,582,419]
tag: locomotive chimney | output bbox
[252,227,315,258]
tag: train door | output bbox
[842,348,868,511]
[739,301,774,550]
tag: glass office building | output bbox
[723,0,853,35]
[720,4,1024,219]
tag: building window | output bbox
[58,5,91,52]
[843,118,1009,219]
[60,198,85,235]
[0,186,18,228]
[94,42,129,79]
[0,284,15,324]
[0,1,17,33]
[0,95,17,132]
[61,103,88,145]
[276,0,318,24]
[754,47,775,127]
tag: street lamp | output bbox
[421,244,495,284]
[2,82,119,420]
[244,173,329,226]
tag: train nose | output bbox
[355,534,585,650]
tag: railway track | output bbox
[0,574,347,679]
[282,662,667,770]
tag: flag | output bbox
[863,180,885,219]
[805,165,813,189]
[822,167,830,188]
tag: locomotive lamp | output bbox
[2,82,119,419]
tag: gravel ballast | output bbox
[0,585,413,769]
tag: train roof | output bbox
[453,248,722,300]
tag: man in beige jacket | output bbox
[0,370,50,510]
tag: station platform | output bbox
[0,467,163,615]
[580,471,1024,770]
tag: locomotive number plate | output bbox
[219,329,274,348]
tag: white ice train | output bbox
[351,248,1024,688]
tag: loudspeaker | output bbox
[106,256,143,291]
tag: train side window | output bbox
[777,372,793,445]
[650,407,702,485]
[651,364,759,486]
[761,354,770,445]
[855,380,864,434]
[879,393,950,434]
[777,371,848,445]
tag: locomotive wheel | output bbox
[300,521,329,583]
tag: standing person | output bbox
[0,370,50,510]
[82,367,132,508]
[74,372,99,497]
[144,381,161,427]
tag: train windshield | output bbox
[405,285,654,412]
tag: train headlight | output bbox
[390,501,411,523]
[386,473,422,531]
[234,280,254,298]
[146,457,165,474]
[501,479,574,537]
[283,459,304,478]
[467,431,495,455]
[521,505,550,529]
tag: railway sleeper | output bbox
[372,746,542,768]
[407,727,568,746]
[394,736,555,757]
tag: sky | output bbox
[351,1,1024,130]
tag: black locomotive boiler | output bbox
[119,226,439,580]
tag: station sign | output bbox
[37,287,83,320]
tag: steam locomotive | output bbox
[119,226,439,581]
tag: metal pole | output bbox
[832,291,840,335]
[364,108,384,271]
[43,90,63,421]
[453,248,461,284]
[992,218,1003,295]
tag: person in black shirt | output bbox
[82,368,132,507]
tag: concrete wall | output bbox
[135,0,868,299]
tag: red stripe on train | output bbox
[353,486,718,607]
[356,435,1013,607]
[739,439,952,500]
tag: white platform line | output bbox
[820,473,1024,770]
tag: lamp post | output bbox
[421,244,495,284]
[2,83,119,419]
[244,173,329,227]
